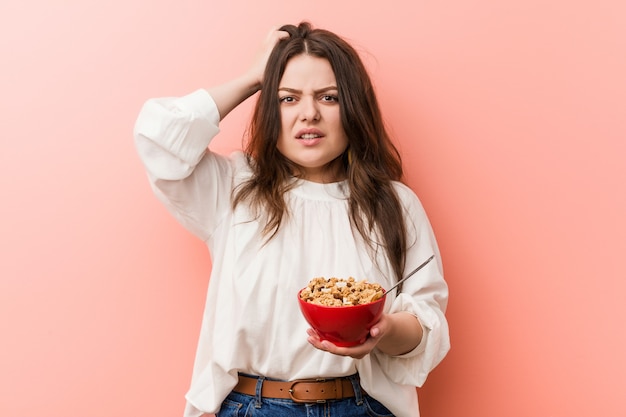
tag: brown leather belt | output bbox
[233,374,357,403]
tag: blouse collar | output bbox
[289,178,349,201]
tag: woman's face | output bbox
[276,54,349,183]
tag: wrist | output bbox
[240,70,262,95]
[377,312,423,356]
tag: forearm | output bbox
[376,312,424,356]
[207,73,260,121]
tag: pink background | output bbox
[1,1,625,416]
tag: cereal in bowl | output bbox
[300,277,384,306]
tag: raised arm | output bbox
[133,28,290,240]
[208,28,290,120]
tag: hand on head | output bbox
[246,27,290,88]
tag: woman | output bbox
[134,22,449,417]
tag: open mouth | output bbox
[298,133,322,139]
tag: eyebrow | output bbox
[278,86,338,94]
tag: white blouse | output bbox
[134,89,450,417]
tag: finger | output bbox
[306,330,376,359]
[277,30,290,40]
[329,341,374,360]
[264,26,290,45]
[306,329,335,351]
[306,328,320,343]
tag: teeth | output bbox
[300,133,320,139]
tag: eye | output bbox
[279,96,296,103]
[320,94,339,103]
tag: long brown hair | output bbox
[233,22,407,284]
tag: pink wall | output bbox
[1,1,624,416]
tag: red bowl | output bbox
[297,289,386,347]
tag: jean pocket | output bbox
[215,398,244,417]
[364,395,395,417]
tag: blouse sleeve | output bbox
[133,89,234,241]
[370,183,450,387]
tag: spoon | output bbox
[385,254,435,294]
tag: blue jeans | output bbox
[216,374,394,417]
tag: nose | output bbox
[299,97,320,122]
